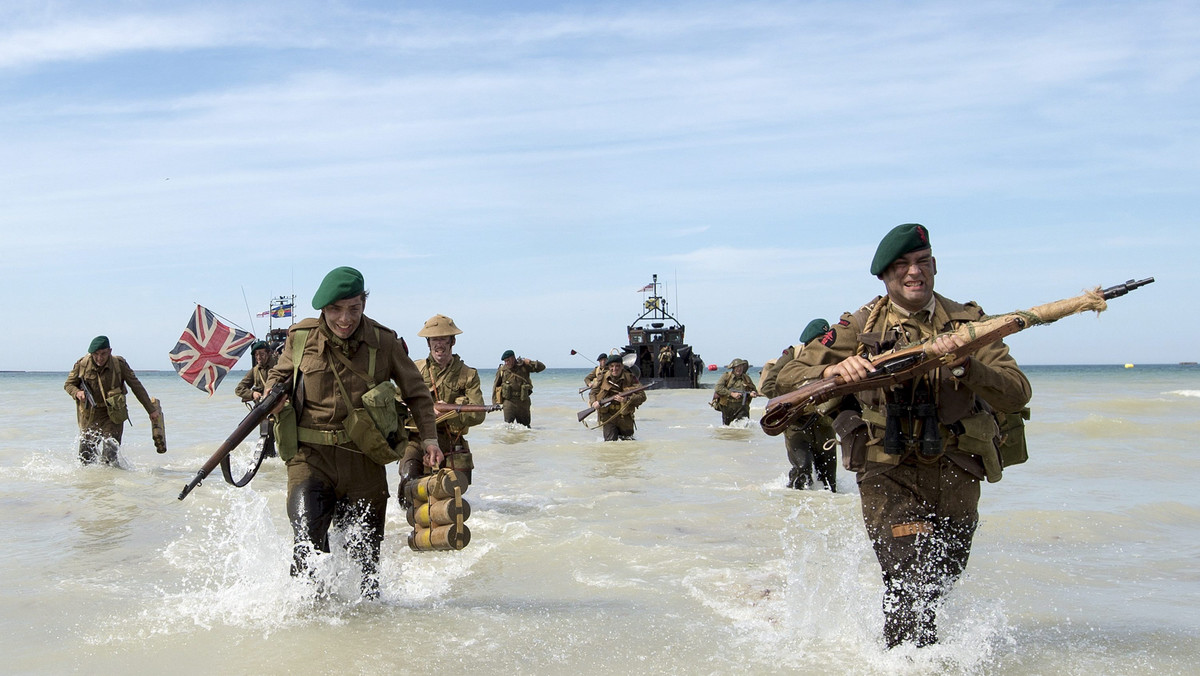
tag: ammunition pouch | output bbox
[343,407,402,465]
[443,449,474,471]
[274,401,299,461]
[833,409,869,473]
[360,381,400,441]
[502,380,531,402]
[954,411,1003,483]
[104,392,129,425]
[997,407,1030,468]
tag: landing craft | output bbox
[619,275,705,388]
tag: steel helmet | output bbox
[418,314,463,338]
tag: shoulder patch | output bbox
[819,328,837,347]
[837,318,850,327]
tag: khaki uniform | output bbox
[712,371,758,425]
[64,354,154,464]
[234,355,277,402]
[589,369,646,441]
[265,315,437,597]
[657,345,676,377]
[777,292,1030,646]
[492,359,545,426]
[412,354,485,482]
[584,364,605,389]
[760,348,836,491]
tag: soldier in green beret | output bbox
[491,349,545,427]
[711,358,759,425]
[775,224,1031,647]
[759,319,838,491]
[64,336,159,465]
[583,352,607,389]
[234,340,277,403]
[589,354,647,441]
[264,266,440,598]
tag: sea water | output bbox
[1,365,1197,675]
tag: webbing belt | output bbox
[297,427,351,446]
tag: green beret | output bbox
[597,353,608,361]
[799,318,830,345]
[605,354,624,365]
[251,340,269,353]
[501,349,515,360]
[870,223,931,276]
[88,335,110,353]
[311,266,365,310]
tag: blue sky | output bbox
[1,0,1195,373]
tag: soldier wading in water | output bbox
[266,267,440,598]
[777,224,1031,648]
[408,314,487,488]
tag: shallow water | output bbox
[1,364,1197,674]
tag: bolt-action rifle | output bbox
[432,401,502,425]
[760,277,1155,436]
[578,382,658,422]
[178,378,289,500]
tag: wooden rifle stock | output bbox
[178,379,289,500]
[760,277,1155,436]
[578,382,657,422]
[433,402,502,425]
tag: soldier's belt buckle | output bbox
[891,521,933,538]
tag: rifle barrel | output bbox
[178,381,287,501]
[1101,277,1154,300]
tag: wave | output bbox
[1166,390,1200,398]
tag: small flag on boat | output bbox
[168,305,256,396]
[256,309,271,318]
[637,283,654,292]
[271,302,293,318]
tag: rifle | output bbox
[578,382,658,422]
[434,402,503,415]
[178,379,289,500]
[760,277,1155,436]
[80,382,97,408]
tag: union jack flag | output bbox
[168,305,256,396]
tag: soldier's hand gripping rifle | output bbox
[760,277,1155,436]
[578,382,658,422]
[178,378,290,500]
[80,382,98,408]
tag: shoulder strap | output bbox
[291,329,310,390]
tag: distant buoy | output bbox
[707,364,717,371]
[1124,363,1134,369]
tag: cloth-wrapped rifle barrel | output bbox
[760,278,1152,436]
